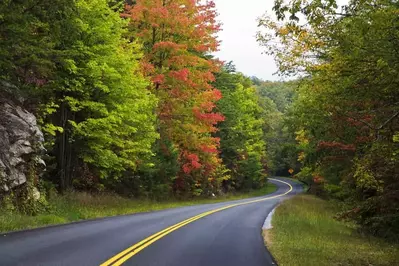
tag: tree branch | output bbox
[377,110,399,130]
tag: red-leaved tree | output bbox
[124,0,225,194]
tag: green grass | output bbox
[0,182,277,233]
[265,195,399,266]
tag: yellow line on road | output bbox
[100,178,293,266]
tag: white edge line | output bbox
[262,207,276,230]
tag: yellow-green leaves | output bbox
[36,0,159,184]
[215,69,267,190]
[260,0,399,238]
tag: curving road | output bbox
[0,178,302,266]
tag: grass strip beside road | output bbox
[264,194,399,266]
[0,182,277,233]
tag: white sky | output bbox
[213,0,278,81]
[213,0,349,81]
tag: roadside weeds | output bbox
[0,183,277,233]
[263,194,399,266]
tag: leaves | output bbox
[259,0,399,238]
[1,0,281,201]
[125,0,224,194]
[214,67,268,190]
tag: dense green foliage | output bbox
[258,0,399,239]
[255,81,297,175]
[47,0,158,190]
[0,0,158,194]
[214,65,268,191]
[0,0,70,86]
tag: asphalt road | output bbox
[0,178,302,266]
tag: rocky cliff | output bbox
[0,81,45,199]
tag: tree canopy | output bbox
[258,0,399,239]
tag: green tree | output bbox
[39,0,158,190]
[258,0,399,238]
[256,80,298,175]
[214,67,268,190]
[0,0,74,90]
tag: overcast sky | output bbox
[213,0,349,81]
[213,0,278,81]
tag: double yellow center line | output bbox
[101,178,293,266]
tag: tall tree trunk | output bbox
[57,102,73,192]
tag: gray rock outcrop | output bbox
[0,81,45,194]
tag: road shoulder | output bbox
[264,194,399,266]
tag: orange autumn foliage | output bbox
[124,0,224,191]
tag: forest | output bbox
[0,0,288,209]
[0,0,398,242]
[257,0,399,239]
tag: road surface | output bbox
[0,178,302,266]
